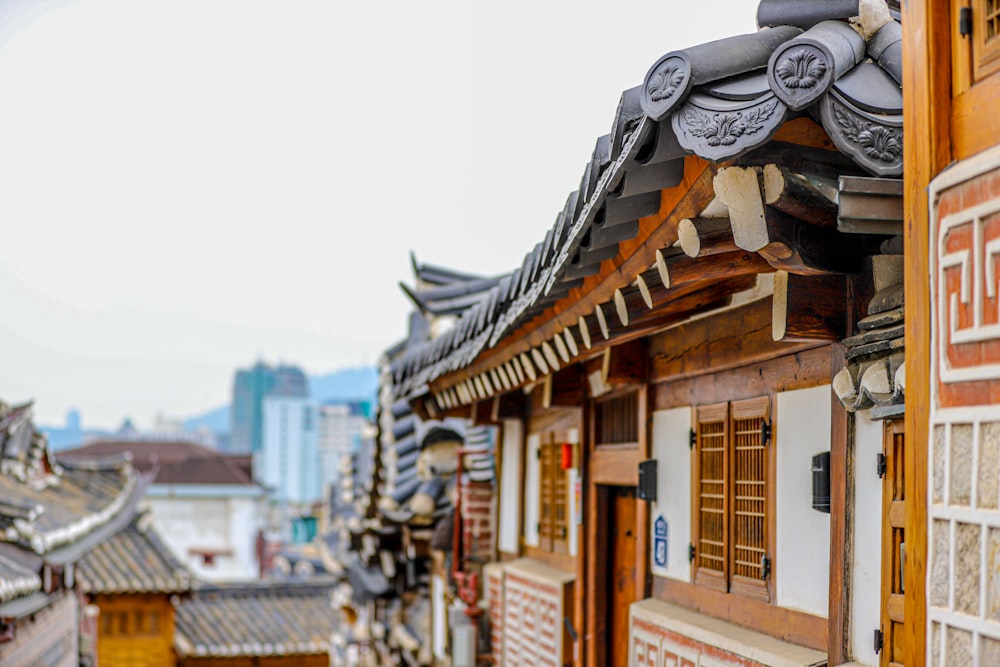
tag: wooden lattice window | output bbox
[974,0,1000,79]
[694,403,728,591]
[595,391,639,445]
[692,397,772,602]
[538,435,569,553]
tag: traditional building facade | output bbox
[369,1,964,666]
[77,512,192,667]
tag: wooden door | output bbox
[608,487,638,667]
[880,419,906,667]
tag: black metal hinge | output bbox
[761,554,771,581]
[960,7,973,37]
[689,428,696,449]
[536,447,542,460]
[877,452,887,478]
[874,628,884,654]
[688,543,696,563]
[760,420,771,446]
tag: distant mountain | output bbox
[183,405,230,433]
[184,366,378,435]
[308,366,378,405]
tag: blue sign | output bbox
[653,515,668,568]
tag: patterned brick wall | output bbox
[930,149,1000,665]
[631,617,764,667]
[499,560,572,667]
[460,482,495,563]
[628,599,826,667]
[484,564,504,662]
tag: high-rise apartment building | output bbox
[259,389,320,505]
[229,362,308,454]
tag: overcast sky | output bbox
[0,0,755,429]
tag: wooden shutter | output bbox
[539,436,554,549]
[729,396,771,602]
[694,402,728,591]
[880,419,907,666]
[552,442,569,553]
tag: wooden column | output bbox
[902,0,952,664]
[828,343,851,665]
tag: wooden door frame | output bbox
[583,383,649,667]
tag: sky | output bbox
[0,0,756,429]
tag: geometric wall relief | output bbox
[501,562,570,667]
[628,599,826,667]
[929,152,1000,666]
[933,163,1000,407]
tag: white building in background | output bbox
[59,440,266,581]
[260,394,320,504]
[317,401,369,489]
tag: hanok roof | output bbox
[0,454,142,558]
[386,0,905,409]
[0,551,41,605]
[77,512,192,594]
[173,583,339,658]
[60,440,257,486]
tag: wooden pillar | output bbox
[902,1,952,664]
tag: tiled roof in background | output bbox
[77,512,191,594]
[59,440,256,486]
[173,583,339,658]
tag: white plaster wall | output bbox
[143,489,263,581]
[850,410,885,666]
[650,407,692,582]
[498,419,523,555]
[523,433,541,548]
[775,385,831,617]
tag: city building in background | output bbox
[229,362,308,455]
[317,400,369,489]
[259,386,319,505]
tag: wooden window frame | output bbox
[537,434,570,555]
[692,396,774,603]
[594,389,640,447]
[976,0,1000,79]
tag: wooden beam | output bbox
[772,271,849,342]
[550,365,584,408]
[902,0,951,662]
[676,217,738,258]
[762,164,838,228]
[654,250,772,291]
[649,298,825,385]
[715,166,885,275]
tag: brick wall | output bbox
[494,559,573,667]
[484,563,504,662]
[930,147,1000,665]
[460,482,495,563]
[628,600,825,667]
